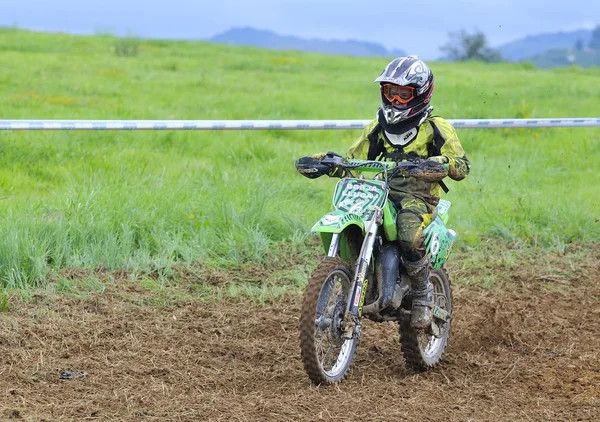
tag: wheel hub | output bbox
[331,300,346,340]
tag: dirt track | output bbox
[1,244,599,421]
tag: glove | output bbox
[404,159,448,182]
[321,152,348,178]
[428,155,449,164]
[295,156,331,179]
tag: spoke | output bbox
[316,330,327,355]
[318,329,332,360]
[323,334,335,369]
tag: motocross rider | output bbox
[296,56,470,329]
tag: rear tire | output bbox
[299,258,358,385]
[399,268,452,371]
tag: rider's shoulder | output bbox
[425,116,457,133]
[426,115,451,125]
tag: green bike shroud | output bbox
[423,199,457,270]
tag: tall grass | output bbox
[0,28,598,287]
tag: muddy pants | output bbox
[396,197,435,262]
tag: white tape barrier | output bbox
[0,118,599,131]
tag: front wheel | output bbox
[399,268,453,371]
[299,257,358,385]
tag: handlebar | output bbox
[321,156,423,172]
[320,154,448,181]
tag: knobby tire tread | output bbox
[299,257,353,385]
[399,268,453,372]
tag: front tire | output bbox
[299,258,358,385]
[399,268,452,371]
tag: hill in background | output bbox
[209,26,599,68]
[496,28,593,61]
[529,47,600,68]
[209,27,406,57]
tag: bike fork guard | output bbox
[349,258,369,317]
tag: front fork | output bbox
[326,210,382,338]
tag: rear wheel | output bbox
[399,269,452,371]
[299,258,358,385]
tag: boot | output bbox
[404,255,433,329]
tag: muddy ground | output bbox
[1,244,599,421]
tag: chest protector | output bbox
[366,119,449,193]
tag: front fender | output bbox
[311,211,365,234]
[312,211,365,258]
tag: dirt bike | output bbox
[298,155,457,385]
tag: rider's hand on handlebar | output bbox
[428,155,449,165]
[401,158,448,182]
[320,152,348,178]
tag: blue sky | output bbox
[1,0,598,59]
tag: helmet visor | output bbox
[381,84,415,104]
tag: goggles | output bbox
[381,83,415,104]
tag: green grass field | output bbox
[0,28,598,289]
